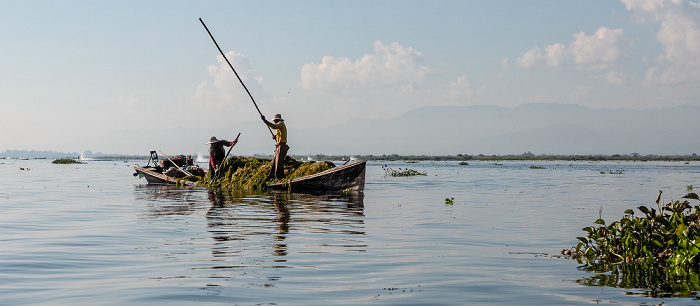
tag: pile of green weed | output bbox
[198,156,334,190]
[284,161,335,180]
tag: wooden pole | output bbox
[199,18,274,138]
[159,150,193,177]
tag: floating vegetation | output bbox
[492,163,503,166]
[600,169,624,174]
[445,197,454,205]
[530,165,545,169]
[382,165,427,177]
[19,167,29,171]
[405,160,419,164]
[563,190,700,284]
[196,156,334,190]
[688,185,694,192]
[52,158,84,164]
[458,161,469,165]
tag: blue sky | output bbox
[1,1,699,155]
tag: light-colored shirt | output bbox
[266,121,287,144]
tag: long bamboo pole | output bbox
[159,150,193,177]
[199,18,274,137]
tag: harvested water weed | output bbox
[197,156,334,190]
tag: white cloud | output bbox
[569,28,626,67]
[501,58,510,69]
[600,71,630,85]
[622,0,700,86]
[441,75,474,99]
[195,51,264,103]
[515,47,543,69]
[300,41,429,96]
[515,27,628,69]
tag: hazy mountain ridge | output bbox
[8,103,700,157]
[294,103,700,155]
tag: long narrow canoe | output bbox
[268,160,366,192]
[134,165,195,186]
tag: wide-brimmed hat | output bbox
[206,136,220,144]
[273,114,284,121]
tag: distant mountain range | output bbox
[0,150,80,159]
[7,103,700,157]
[0,150,123,159]
[292,103,700,156]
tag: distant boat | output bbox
[268,160,367,192]
[19,157,28,160]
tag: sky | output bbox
[1,0,699,156]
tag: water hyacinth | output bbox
[565,190,700,274]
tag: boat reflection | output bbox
[205,189,366,259]
[134,184,366,263]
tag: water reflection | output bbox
[134,185,366,277]
[204,189,366,259]
[134,184,207,217]
[575,261,700,299]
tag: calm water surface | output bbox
[2,159,700,305]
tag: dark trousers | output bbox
[270,143,289,179]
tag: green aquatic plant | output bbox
[564,190,700,274]
[382,165,427,177]
[458,161,469,165]
[196,156,334,190]
[52,158,84,164]
[444,197,454,205]
[688,185,694,192]
[530,165,545,169]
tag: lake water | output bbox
[2,159,700,305]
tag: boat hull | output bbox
[268,160,366,192]
[134,165,195,186]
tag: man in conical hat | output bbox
[261,113,289,179]
[206,136,237,175]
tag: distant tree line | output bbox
[293,152,700,162]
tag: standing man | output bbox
[261,114,288,179]
[206,136,237,176]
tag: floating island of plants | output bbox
[563,190,700,297]
[381,165,427,177]
[52,158,85,164]
[184,156,335,189]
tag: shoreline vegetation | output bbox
[15,152,700,162]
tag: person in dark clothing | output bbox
[206,136,237,175]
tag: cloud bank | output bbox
[515,27,628,69]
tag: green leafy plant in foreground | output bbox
[445,197,454,205]
[565,190,700,274]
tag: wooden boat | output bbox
[133,151,202,186]
[268,160,367,192]
[134,164,196,186]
